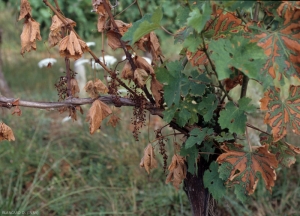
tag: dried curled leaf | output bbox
[84,78,108,99]
[93,0,111,32]
[121,61,133,79]
[165,155,187,190]
[19,0,31,21]
[217,144,278,195]
[135,32,162,62]
[134,56,154,75]
[70,78,80,97]
[86,100,112,134]
[59,31,88,60]
[140,144,158,174]
[150,76,163,107]
[112,20,132,35]
[48,15,76,47]
[20,18,42,55]
[134,68,148,87]
[107,30,122,50]
[107,114,120,127]
[0,122,15,141]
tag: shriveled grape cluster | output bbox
[54,76,68,101]
[130,92,146,141]
[154,129,168,172]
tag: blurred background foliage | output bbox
[0,1,299,215]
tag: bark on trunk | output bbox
[183,157,212,216]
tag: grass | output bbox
[0,5,300,216]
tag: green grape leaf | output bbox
[183,34,203,53]
[260,85,300,142]
[162,105,177,123]
[218,97,256,134]
[185,128,214,149]
[176,6,190,26]
[214,132,235,142]
[180,144,198,174]
[187,2,212,33]
[177,109,191,127]
[209,36,267,80]
[204,161,226,201]
[260,133,300,168]
[122,7,162,45]
[198,94,218,122]
[200,140,215,162]
[156,61,184,107]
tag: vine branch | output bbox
[102,0,155,105]
[42,0,137,97]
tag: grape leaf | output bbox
[218,97,256,134]
[204,161,226,201]
[260,85,300,142]
[186,9,243,67]
[217,143,278,195]
[260,133,300,168]
[156,61,183,107]
[214,132,235,142]
[185,128,214,149]
[187,2,212,33]
[198,93,218,122]
[209,36,267,80]
[122,7,162,45]
[180,144,198,174]
[251,5,300,85]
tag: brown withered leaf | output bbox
[19,0,31,21]
[94,78,109,93]
[12,106,22,116]
[134,68,148,87]
[70,78,80,97]
[48,15,76,47]
[59,31,88,60]
[11,98,22,116]
[84,78,108,99]
[140,144,158,174]
[20,18,42,55]
[136,35,148,52]
[97,15,108,32]
[135,32,162,62]
[121,61,134,79]
[217,143,278,195]
[224,73,243,91]
[86,100,112,134]
[107,30,122,50]
[134,56,154,75]
[165,154,187,190]
[0,122,15,141]
[150,76,163,107]
[149,32,163,62]
[107,114,120,127]
[112,20,132,35]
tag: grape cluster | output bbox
[154,129,168,172]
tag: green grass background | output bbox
[0,5,299,216]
